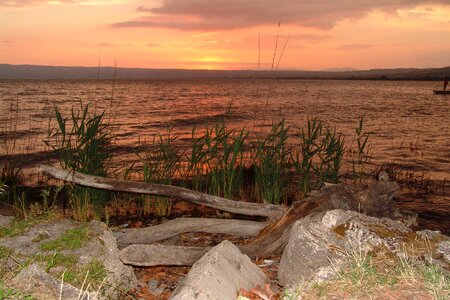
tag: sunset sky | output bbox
[1,0,449,70]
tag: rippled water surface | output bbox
[1,79,448,178]
[1,79,449,230]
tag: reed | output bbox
[0,163,24,209]
[351,117,371,183]
[139,128,182,216]
[45,102,111,220]
[204,120,248,199]
[36,100,362,221]
[0,98,19,156]
[316,127,345,185]
[184,126,208,192]
[254,119,290,204]
[293,118,323,197]
[373,164,445,193]
[0,99,25,211]
[293,118,345,197]
[109,164,135,218]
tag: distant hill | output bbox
[0,64,448,80]
[322,68,358,72]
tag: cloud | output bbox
[337,44,376,51]
[97,42,160,48]
[113,0,450,31]
[0,0,128,7]
[0,0,45,6]
[98,42,125,47]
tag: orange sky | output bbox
[1,1,449,70]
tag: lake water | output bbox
[0,79,449,231]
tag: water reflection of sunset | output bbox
[1,1,449,70]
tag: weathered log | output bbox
[119,244,209,266]
[38,165,285,220]
[239,189,340,258]
[114,217,267,248]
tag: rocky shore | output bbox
[1,180,449,299]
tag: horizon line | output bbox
[2,63,450,73]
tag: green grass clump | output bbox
[40,252,78,272]
[0,221,28,238]
[0,209,60,239]
[0,246,12,259]
[40,226,89,251]
[422,262,450,300]
[80,259,108,284]
[37,253,107,291]
[61,259,107,290]
[302,242,449,300]
[0,282,34,300]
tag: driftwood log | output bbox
[39,165,285,220]
[39,165,399,265]
[114,217,267,248]
[120,244,209,267]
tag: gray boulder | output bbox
[170,240,269,300]
[1,220,136,299]
[81,220,137,298]
[278,209,446,288]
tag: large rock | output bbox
[81,221,137,298]
[170,240,269,300]
[1,220,137,299]
[278,209,448,288]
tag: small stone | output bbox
[416,229,441,240]
[437,240,450,264]
[153,285,167,296]
[378,171,390,181]
[137,279,148,288]
[147,279,159,291]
